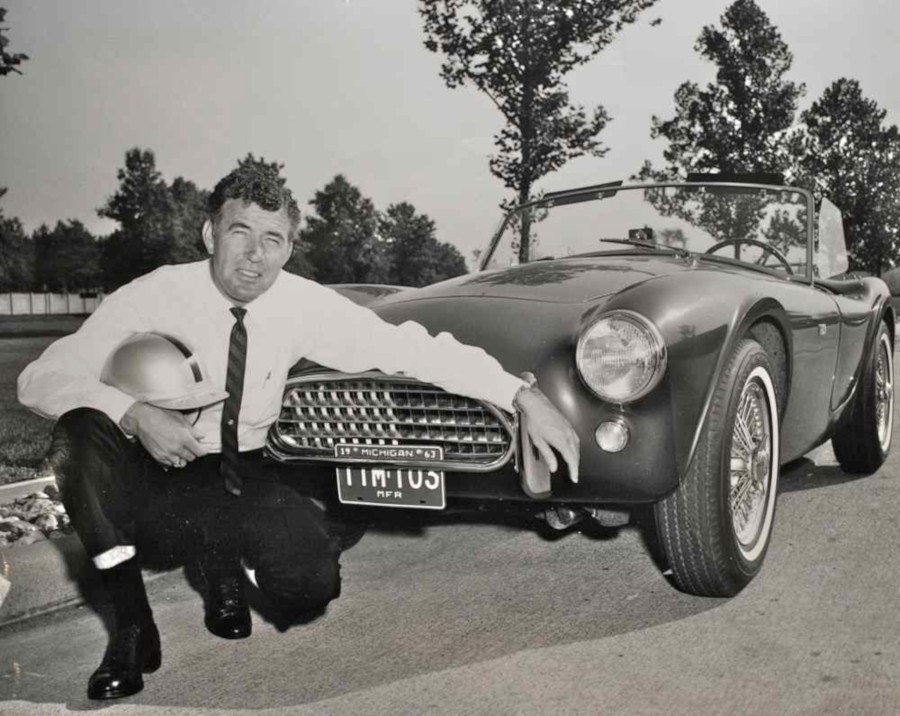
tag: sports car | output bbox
[266,175,895,597]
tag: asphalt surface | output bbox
[1,442,899,714]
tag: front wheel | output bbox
[654,339,780,597]
[832,321,894,474]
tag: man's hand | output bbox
[120,402,208,468]
[514,382,580,483]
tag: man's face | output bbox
[202,199,294,305]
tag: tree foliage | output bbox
[298,176,465,286]
[641,0,804,179]
[300,175,390,285]
[639,0,900,275]
[2,149,468,294]
[98,148,207,289]
[32,219,101,291]
[421,0,658,261]
[0,207,32,291]
[380,202,467,286]
[167,176,209,264]
[0,7,28,77]
[237,153,285,178]
[795,79,900,274]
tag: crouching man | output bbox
[17,160,579,700]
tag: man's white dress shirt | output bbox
[18,261,527,452]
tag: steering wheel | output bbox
[704,238,794,275]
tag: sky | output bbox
[1,0,899,266]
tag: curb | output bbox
[0,475,57,504]
[0,533,178,629]
[0,534,87,628]
[0,475,75,627]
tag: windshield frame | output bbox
[479,181,816,283]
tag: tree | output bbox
[0,7,28,77]
[168,176,209,264]
[0,208,33,291]
[236,152,285,177]
[32,220,101,291]
[641,0,804,179]
[421,0,658,262]
[380,202,467,286]
[301,175,390,284]
[98,148,174,288]
[98,148,207,288]
[0,6,28,208]
[795,79,900,274]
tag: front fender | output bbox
[595,267,793,485]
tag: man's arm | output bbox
[298,285,580,482]
[18,291,209,468]
[17,292,147,424]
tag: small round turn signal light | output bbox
[595,419,630,453]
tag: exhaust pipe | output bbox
[539,506,632,530]
[539,506,583,530]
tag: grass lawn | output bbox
[0,316,87,484]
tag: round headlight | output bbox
[576,310,667,403]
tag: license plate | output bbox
[334,444,445,510]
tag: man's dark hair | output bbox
[208,160,301,240]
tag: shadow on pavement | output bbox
[778,456,883,493]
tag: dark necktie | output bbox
[220,306,247,496]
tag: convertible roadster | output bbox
[266,175,895,598]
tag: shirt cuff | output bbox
[491,374,531,413]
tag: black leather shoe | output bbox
[87,619,161,700]
[204,572,252,639]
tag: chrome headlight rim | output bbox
[576,309,668,404]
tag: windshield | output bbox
[482,183,813,277]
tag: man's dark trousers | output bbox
[51,407,342,613]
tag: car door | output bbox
[813,197,866,412]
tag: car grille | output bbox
[269,373,515,471]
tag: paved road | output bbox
[1,440,899,714]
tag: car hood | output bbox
[379,254,693,305]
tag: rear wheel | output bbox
[832,322,894,474]
[654,339,780,597]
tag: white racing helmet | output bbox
[101,332,228,411]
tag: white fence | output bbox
[0,292,103,316]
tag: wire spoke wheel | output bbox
[654,338,780,597]
[730,376,773,553]
[875,331,894,452]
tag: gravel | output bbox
[0,481,73,549]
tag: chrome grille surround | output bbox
[267,372,515,472]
